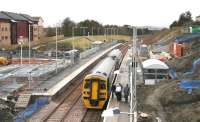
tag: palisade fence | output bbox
[0,41,118,81]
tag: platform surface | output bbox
[32,43,121,96]
[103,48,131,122]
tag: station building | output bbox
[142,59,169,85]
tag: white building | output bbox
[196,16,200,22]
[142,59,169,85]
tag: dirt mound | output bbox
[0,109,13,121]
[167,51,200,71]
[142,28,182,45]
[160,83,200,122]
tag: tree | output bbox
[170,11,193,28]
[62,17,75,37]
[178,11,193,26]
[77,19,103,36]
[170,21,178,29]
[45,26,56,37]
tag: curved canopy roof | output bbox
[142,59,169,69]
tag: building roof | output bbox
[1,11,28,21]
[0,11,41,23]
[175,33,200,43]
[0,12,12,20]
[196,15,200,18]
[20,14,36,22]
[142,59,169,69]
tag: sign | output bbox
[191,26,200,33]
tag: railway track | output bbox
[81,110,102,122]
[28,52,104,122]
[28,44,129,122]
[63,44,129,122]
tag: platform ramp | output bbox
[15,93,31,109]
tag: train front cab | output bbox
[82,75,108,109]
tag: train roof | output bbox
[64,49,79,54]
[108,49,122,59]
[90,57,116,79]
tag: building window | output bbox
[5,36,8,40]
[2,36,4,40]
[2,28,4,31]
[5,27,7,31]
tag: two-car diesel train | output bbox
[82,49,122,109]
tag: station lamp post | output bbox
[72,26,78,64]
[71,26,88,64]
[132,26,138,122]
[28,22,38,65]
[127,26,138,122]
[102,107,136,117]
[18,36,24,66]
[80,27,88,37]
[102,107,150,121]
[105,28,114,41]
[53,22,62,73]
[55,23,61,73]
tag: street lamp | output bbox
[132,27,138,122]
[55,24,58,73]
[18,36,24,66]
[102,108,151,121]
[102,107,136,117]
[72,26,77,64]
[28,22,36,65]
[53,22,62,73]
[80,27,88,36]
[127,26,138,122]
[91,27,94,38]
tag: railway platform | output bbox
[30,43,121,97]
[103,48,132,122]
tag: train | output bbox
[82,49,122,109]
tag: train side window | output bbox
[84,81,90,89]
[100,81,106,89]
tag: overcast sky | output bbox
[1,0,199,27]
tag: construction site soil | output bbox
[137,78,200,122]
[137,50,200,122]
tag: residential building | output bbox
[33,17,44,40]
[0,11,43,47]
[196,15,200,22]
[0,12,12,46]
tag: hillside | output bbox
[35,35,131,52]
[142,27,183,45]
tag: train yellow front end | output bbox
[82,74,108,109]
[82,49,123,109]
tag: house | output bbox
[0,12,12,46]
[0,11,43,47]
[196,15,200,22]
[32,17,44,40]
[20,13,37,41]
